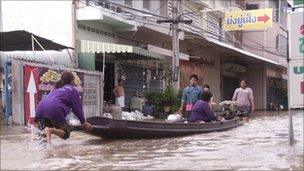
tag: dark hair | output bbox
[118,78,123,82]
[203,84,210,89]
[55,71,75,89]
[201,91,213,102]
[240,79,247,84]
[189,74,198,81]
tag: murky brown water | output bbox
[1,111,303,170]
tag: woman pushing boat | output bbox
[35,71,92,143]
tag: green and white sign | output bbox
[294,66,304,74]
[288,11,304,108]
[294,0,304,6]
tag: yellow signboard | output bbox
[224,8,273,31]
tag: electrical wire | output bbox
[77,0,287,60]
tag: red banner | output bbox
[301,82,304,94]
[24,65,84,125]
[24,66,40,124]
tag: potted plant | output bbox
[161,86,178,113]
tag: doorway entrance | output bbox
[222,76,239,101]
[96,61,115,104]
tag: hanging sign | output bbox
[288,11,304,108]
[224,8,273,31]
[24,65,40,124]
[294,0,304,6]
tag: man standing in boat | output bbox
[113,78,125,109]
[232,80,255,122]
[179,74,202,121]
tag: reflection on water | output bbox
[1,111,303,170]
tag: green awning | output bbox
[80,40,164,60]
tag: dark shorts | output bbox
[35,117,71,140]
[239,110,251,117]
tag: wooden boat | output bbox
[86,117,243,139]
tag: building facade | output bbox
[76,0,289,110]
[179,0,289,110]
[76,0,183,108]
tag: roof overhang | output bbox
[80,40,165,60]
[0,30,73,51]
[204,37,283,67]
[147,45,189,61]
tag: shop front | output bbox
[266,67,288,110]
[78,40,166,109]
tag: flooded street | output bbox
[1,111,303,170]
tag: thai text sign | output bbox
[224,8,273,31]
[288,11,304,108]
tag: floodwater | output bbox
[1,111,303,170]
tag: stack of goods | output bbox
[212,101,238,120]
[121,111,154,121]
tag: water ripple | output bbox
[1,111,303,170]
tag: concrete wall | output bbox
[77,21,117,44]
[201,56,221,103]
[179,41,221,103]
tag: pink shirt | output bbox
[232,87,254,111]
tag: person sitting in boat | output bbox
[189,91,219,123]
[203,84,210,92]
[35,71,92,143]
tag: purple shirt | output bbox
[189,100,217,122]
[35,84,85,124]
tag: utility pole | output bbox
[284,26,294,146]
[157,0,192,91]
[171,0,180,91]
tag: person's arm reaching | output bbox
[70,88,92,131]
[203,102,217,121]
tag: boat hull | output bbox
[86,117,243,139]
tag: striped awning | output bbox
[80,40,164,60]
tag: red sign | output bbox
[24,66,40,124]
[301,82,304,94]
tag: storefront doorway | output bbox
[222,76,239,101]
[96,61,115,104]
[267,78,288,110]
